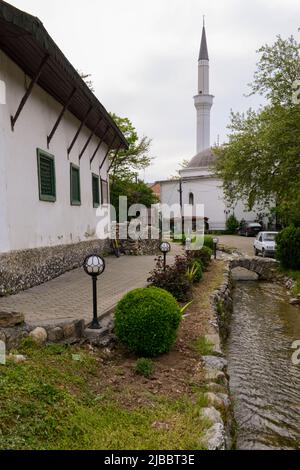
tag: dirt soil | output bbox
[88,260,225,409]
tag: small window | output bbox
[92,174,100,208]
[37,149,56,202]
[189,192,194,206]
[70,163,81,206]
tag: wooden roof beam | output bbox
[11,54,49,131]
[79,116,103,161]
[67,105,92,155]
[47,87,76,147]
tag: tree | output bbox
[215,34,300,227]
[108,114,156,217]
[109,114,153,181]
[110,178,158,218]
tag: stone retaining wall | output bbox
[0,239,109,296]
[199,263,235,450]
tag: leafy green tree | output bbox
[215,34,300,227]
[109,114,153,181]
[108,114,156,216]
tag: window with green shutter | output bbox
[37,149,56,202]
[92,174,100,208]
[70,163,81,206]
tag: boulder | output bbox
[62,322,76,339]
[48,327,64,342]
[204,334,222,355]
[204,392,226,411]
[289,298,300,305]
[202,355,228,372]
[203,367,227,386]
[203,423,226,450]
[0,311,25,328]
[29,327,47,345]
[199,407,222,425]
[8,354,27,364]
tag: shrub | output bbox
[276,226,300,269]
[135,358,154,378]
[226,214,239,234]
[187,247,212,270]
[203,235,214,250]
[147,256,192,301]
[187,261,203,283]
[115,287,182,357]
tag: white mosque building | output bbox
[160,22,259,231]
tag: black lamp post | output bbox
[83,254,105,329]
[159,241,171,271]
[213,238,219,260]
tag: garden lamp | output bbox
[83,255,106,329]
[159,241,171,271]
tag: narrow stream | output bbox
[226,281,300,450]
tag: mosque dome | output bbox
[187,148,216,168]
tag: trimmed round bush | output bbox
[276,226,300,269]
[115,287,182,357]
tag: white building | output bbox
[160,22,259,231]
[0,2,127,295]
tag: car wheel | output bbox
[262,249,266,258]
[254,248,259,256]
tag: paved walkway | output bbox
[0,255,160,327]
[217,235,255,256]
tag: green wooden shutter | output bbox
[37,149,56,202]
[70,164,81,205]
[92,174,100,207]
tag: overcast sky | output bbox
[9,0,300,181]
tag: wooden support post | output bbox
[47,88,76,147]
[67,105,92,155]
[99,136,118,171]
[79,117,103,161]
[11,55,49,130]
[90,127,110,166]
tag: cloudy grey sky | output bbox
[9,0,300,181]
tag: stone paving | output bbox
[0,255,160,327]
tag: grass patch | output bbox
[135,358,154,378]
[192,336,214,356]
[0,340,210,450]
[281,269,300,295]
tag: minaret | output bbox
[194,18,214,153]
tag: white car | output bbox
[254,232,278,258]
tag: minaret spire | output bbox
[194,19,214,153]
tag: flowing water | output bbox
[226,281,300,450]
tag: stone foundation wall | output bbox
[0,239,109,296]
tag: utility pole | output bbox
[178,179,184,240]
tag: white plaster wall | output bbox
[0,50,110,253]
[160,177,260,231]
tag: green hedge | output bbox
[115,287,182,357]
[276,226,300,269]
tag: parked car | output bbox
[254,232,278,258]
[238,222,262,237]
